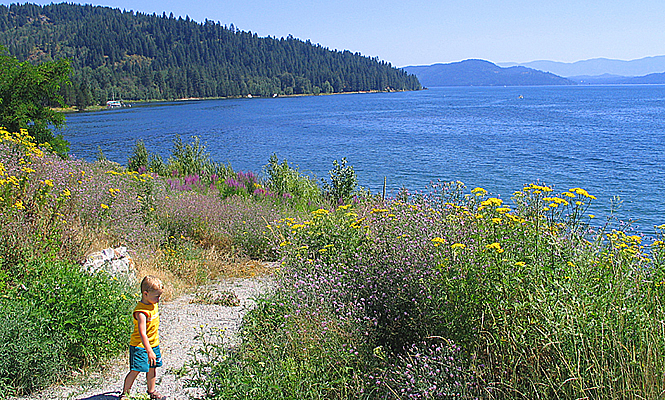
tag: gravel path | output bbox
[18,273,275,400]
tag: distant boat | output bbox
[106,100,131,108]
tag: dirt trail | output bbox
[18,273,275,400]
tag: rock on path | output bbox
[17,274,274,400]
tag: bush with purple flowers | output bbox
[190,179,665,399]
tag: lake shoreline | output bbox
[56,88,423,114]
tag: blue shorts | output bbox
[129,345,163,372]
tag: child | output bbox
[121,275,167,400]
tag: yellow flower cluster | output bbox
[543,196,569,208]
[569,187,597,200]
[485,242,504,253]
[431,237,446,247]
[523,183,554,194]
[311,208,330,216]
[471,187,488,196]
[0,128,44,158]
[480,197,503,208]
[106,169,154,182]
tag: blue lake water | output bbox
[61,86,665,235]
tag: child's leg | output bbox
[123,370,140,395]
[147,367,156,393]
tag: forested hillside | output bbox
[0,3,421,106]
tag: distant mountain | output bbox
[500,56,665,77]
[569,72,665,85]
[566,74,627,84]
[403,59,574,87]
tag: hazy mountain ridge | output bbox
[500,55,665,77]
[403,60,575,87]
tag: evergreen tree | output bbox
[0,3,421,104]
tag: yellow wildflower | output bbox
[100,203,109,209]
[451,243,466,250]
[569,187,597,199]
[485,242,504,253]
[431,237,446,247]
[471,187,487,196]
[480,197,503,208]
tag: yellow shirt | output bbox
[129,301,160,348]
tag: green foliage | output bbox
[0,300,67,396]
[264,153,321,205]
[0,46,71,157]
[127,139,149,172]
[168,136,218,177]
[0,259,133,396]
[323,157,365,203]
[187,304,365,399]
[95,145,107,162]
[148,152,167,175]
[0,3,421,104]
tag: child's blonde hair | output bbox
[140,275,164,293]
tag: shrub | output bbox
[264,153,321,205]
[127,139,149,172]
[322,157,366,203]
[0,301,67,396]
[0,259,134,396]
[168,135,232,179]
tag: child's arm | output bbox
[135,312,157,366]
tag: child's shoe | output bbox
[148,390,168,400]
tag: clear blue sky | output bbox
[5,0,665,67]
